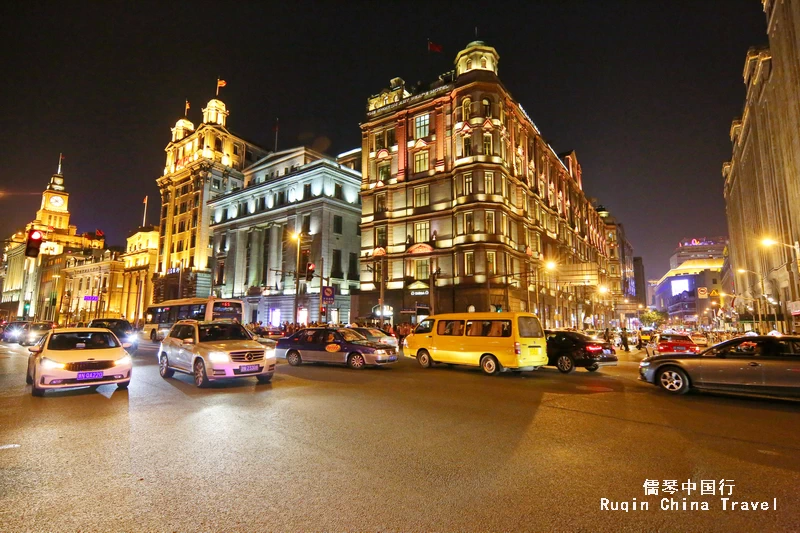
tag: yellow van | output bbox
[403,312,548,375]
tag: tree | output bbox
[640,310,668,328]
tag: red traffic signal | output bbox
[305,262,315,281]
[320,306,327,315]
[25,229,44,258]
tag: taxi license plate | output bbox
[77,371,103,380]
[389,356,397,362]
[240,365,259,373]
[674,347,686,351]
[602,349,611,355]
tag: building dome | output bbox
[203,99,229,126]
[454,41,499,77]
[171,118,195,142]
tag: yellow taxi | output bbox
[403,312,548,375]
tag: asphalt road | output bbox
[1,340,798,532]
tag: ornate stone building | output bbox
[153,99,269,302]
[208,147,362,326]
[358,41,610,328]
[120,226,159,326]
[723,0,800,332]
[62,249,124,323]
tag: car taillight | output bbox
[658,344,668,352]
[693,345,702,353]
[586,344,603,353]
[514,342,521,355]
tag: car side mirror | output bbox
[28,346,41,354]
[122,342,132,350]
[182,338,195,345]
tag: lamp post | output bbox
[51,274,61,322]
[292,232,303,325]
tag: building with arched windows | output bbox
[358,41,614,328]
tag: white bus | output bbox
[142,297,244,341]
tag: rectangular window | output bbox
[375,193,387,213]
[486,211,495,234]
[348,252,358,278]
[378,163,391,182]
[464,173,473,195]
[334,183,343,200]
[375,226,387,248]
[487,251,496,276]
[387,128,396,146]
[485,172,494,194]
[414,151,429,173]
[302,214,311,234]
[332,249,343,277]
[375,131,386,150]
[415,221,430,243]
[466,320,512,337]
[303,183,311,199]
[437,320,465,336]
[333,215,343,234]
[414,186,429,207]
[465,252,475,276]
[465,212,473,234]
[415,258,430,280]
[501,213,507,236]
[415,114,430,138]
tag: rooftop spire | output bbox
[57,153,63,175]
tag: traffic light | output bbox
[320,306,327,316]
[305,262,315,281]
[25,229,44,258]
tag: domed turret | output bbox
[171,118,195,142]
[454,41,499,78]
[202,99,229,126]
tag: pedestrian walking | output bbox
[603,328,611,342]
[621,327,630,352]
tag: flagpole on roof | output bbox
[216,78,220,97]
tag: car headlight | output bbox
[208,351,230,363]
[10,330,20,337]
[126,334,138,343]
[114,354,132,366]
[639,361,650,367]
[41,357,65,371]
[374,349,386,355]
[264,348,275,359]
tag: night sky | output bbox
[2,1,767,279]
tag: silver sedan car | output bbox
[639,335,800,398]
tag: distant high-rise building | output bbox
[669,237,727,269]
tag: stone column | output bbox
[249,229,264,288]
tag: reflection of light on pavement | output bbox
[575,385,614,392]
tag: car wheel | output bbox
[556,355,575,374]
[31,374,45,397]
[286,351,302,366]
[25,362,33,385]
[150,330,157,341]
[657,367,690,395]
[417,349,432,368]
[586,363,600,372]
[256,374,273,384]
[348,353,366,369]
[480,354,501,376]
[193,359,209,388]
[116,381,130,390]
[159,354,174,378]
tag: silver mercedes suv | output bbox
[158,320,276,387]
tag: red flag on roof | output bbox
[427,40,443,53]
[96,229,105,238]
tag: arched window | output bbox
[466,59,472,69]
[482,99,491,117]
[214,137,222,152]
[483,133,492,155]
[462,98,471,122]
[481,56,487,68]
[463,135,472,157]
[383,95,388,106]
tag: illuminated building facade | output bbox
[653,259,724,328]
[120,226,159,326]
[62,249,124,323]
[723,0,800,332]
[670,237,727,269]
[208,147,362,326]
[358,41,610,328]
[0,163,104,320]
[153,99,269,302]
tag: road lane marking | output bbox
[0,444,21,450]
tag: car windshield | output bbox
[31,323,52,331]
[337,329,367,342]
[359,328,385,338]
[48,332,121,350]
[198,323,251,342]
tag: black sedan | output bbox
[639,335,800,398]
[275,328,397,369]
[545,330,618,373]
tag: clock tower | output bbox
[35,155,70,231]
